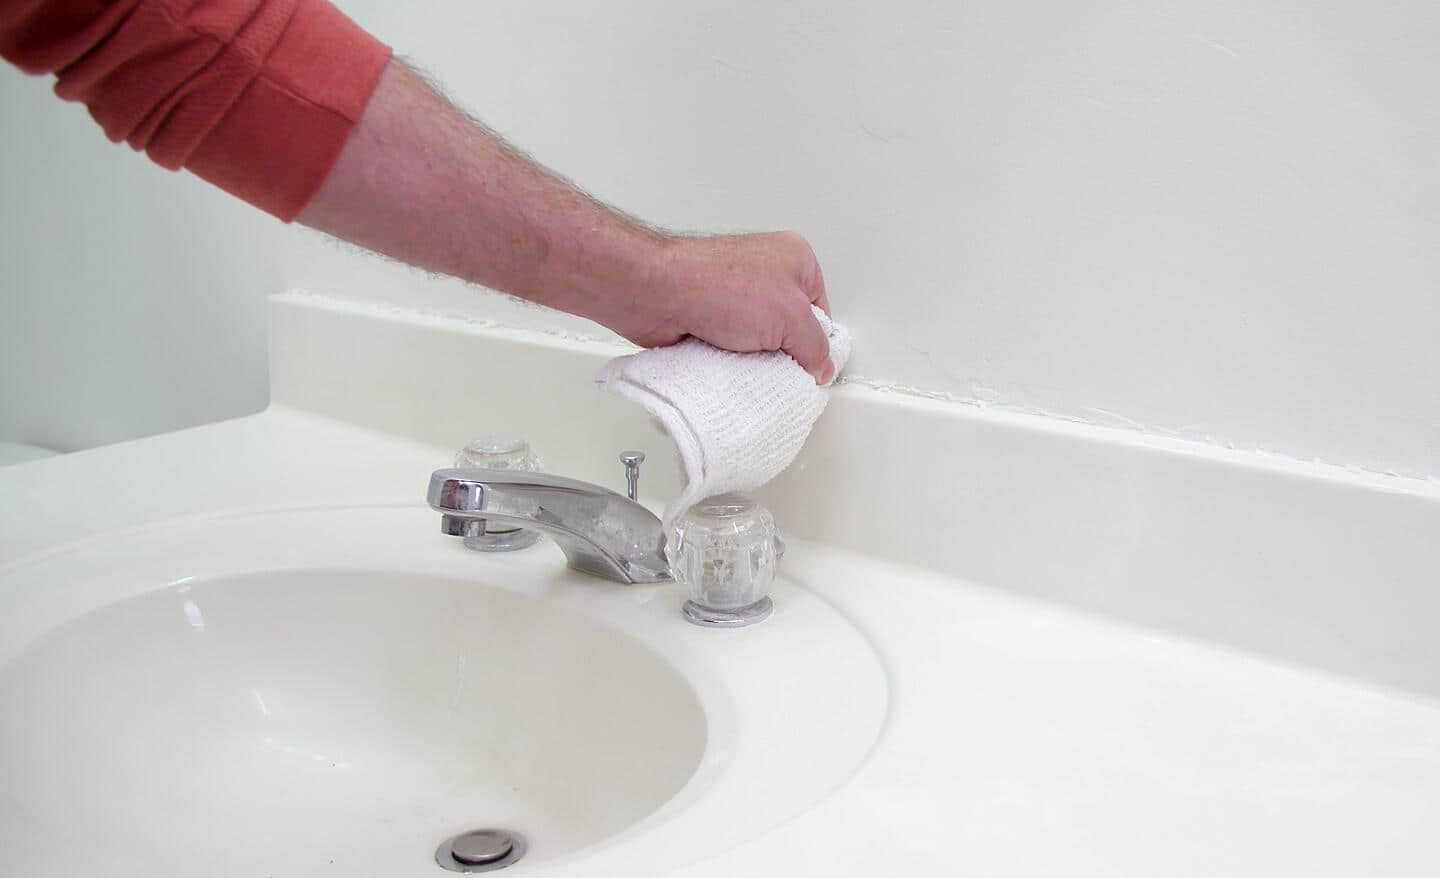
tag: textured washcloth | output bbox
[597,306,852,528]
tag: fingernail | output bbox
[818,359,836,385]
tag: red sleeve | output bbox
[0,0,392,221]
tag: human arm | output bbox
[1,1,835,379]
[298,59,836,381]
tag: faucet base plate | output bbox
[682,597,773,629]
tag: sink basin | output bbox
[1,570,706,873]
[0,507,887,876]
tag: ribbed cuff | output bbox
[183,0,392,221]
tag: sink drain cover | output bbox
[436,829,527,872]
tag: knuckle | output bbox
[767,322,788,352]
[783,295,813,328]
[778,234,821,291]
[776,230,815,259]
[800,256,822,295]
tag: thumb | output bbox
[780,302,835,384]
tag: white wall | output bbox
[2,1,1436,478]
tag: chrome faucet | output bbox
[426,457,670,584]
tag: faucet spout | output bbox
[427,468,671,584]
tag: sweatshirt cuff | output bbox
[183,0,392,221]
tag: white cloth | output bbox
[597,306,851,528]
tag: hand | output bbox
[614,231,836,384]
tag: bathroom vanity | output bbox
[1,292,1437,876]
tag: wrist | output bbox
[571,223,685,342]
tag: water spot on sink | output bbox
[182,599,205,631]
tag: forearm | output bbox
[298,59,671,334]
[3,2,833,376]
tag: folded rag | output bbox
[597,306,852,529]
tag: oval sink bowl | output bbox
[0,507,887,876]
[1,571,705,872]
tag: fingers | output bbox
[808,258,831,317]
[780,299,836,384]
[780,229,831,316]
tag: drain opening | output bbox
[436,829,527,872]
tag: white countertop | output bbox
[4,406,1438,876]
